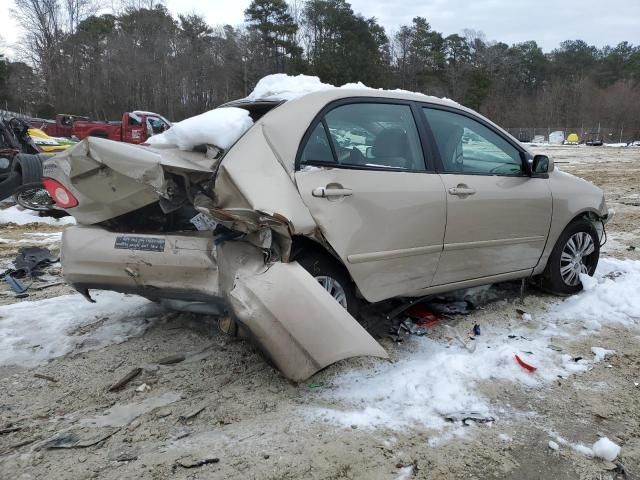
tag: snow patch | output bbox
[147,107,253,151]
[0,291,162,367]
[555,257,640,329]
[592,437,621,461]
[0,206,76,226]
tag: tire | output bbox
[294,250,359,317]
[12,153,44,184]
[540,218,600,295]
[0,171,23,201]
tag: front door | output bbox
[421,106,552,286]
[294,101,447,302]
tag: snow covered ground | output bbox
[312,258,638,437]
[0,205,75,226]
[0,291,161,367]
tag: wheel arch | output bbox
[534,208,604,276]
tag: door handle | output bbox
[312,187,353,198]
[448,185,476,196]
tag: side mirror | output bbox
[531,154,550,174]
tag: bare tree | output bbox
[64,0,98,33]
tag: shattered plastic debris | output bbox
[444,411,495,425]
[426,301,471,316]
[405,304,441,327]
[3,246,58,293]
[514,354,537,372]
[42,427,121,449]
[175,456,220,469]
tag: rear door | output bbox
[294,101,447,302]
[420,106,552,286]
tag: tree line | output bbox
[1,0,639,138]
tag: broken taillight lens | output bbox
[42,178,79,208]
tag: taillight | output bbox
[42,178,79,208]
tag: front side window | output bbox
[423,108,523,175]
[300,103,426,171]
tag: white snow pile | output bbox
[146,107,253,151]
[0,206,76,226]
[245,73,457,104]
[554,257,640,330]
[592,437,622,461]
[550,433,621,461]
[0,291,162,367]
[246,73,336,101]
[310,257,640,431]
[146,73,458,151]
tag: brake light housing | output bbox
[42,178,79,208]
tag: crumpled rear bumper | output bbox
[62,226,222,303]
[62,226,388,381]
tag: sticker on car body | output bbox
[114,236,165,252]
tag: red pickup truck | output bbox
[37,111,171,144]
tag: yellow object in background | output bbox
[28,128,74,153]
[566,133,579,144]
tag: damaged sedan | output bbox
[41,86,612,380]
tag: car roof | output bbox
[224,88,528,175]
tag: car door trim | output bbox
[347,244,443,264]
[443,235,547,252]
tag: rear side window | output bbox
[300,103,426,171]
[301,123,335,164]
[423,108,523,175]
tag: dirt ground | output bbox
[1,145,639,480]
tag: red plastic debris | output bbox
[515,354,537,373]
[406,305,441,327]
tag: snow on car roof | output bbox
[243,73,460,107]
[146,74,461,152]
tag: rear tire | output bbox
[540,218,600,295]
[294,250,358,317]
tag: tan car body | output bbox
[44,89,610,381]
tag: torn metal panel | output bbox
[215,125,317,235]
[44,137,222,225]
[227,260,388,381]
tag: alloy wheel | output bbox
[560,231,596,286]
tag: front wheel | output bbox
[539,218,600,295]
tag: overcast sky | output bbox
[2,0,640,58]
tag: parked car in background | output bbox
[585,132,604,146]
[42,89,612,381]
[36,111,171,144]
